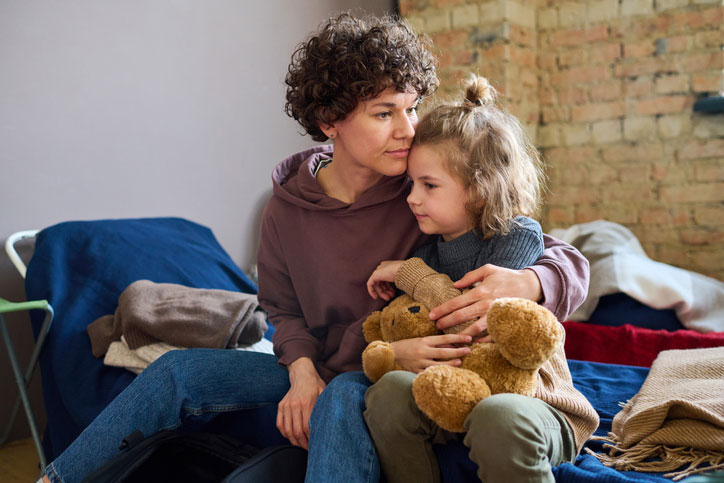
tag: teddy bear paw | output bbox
[362,340,397,383]
[412,366,491,432]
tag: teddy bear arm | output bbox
[362,311,384,343]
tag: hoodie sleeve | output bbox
[256,204,322,368]
[528,234,590,321]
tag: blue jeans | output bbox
[45,349,379,483]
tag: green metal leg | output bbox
[0,302,53,471]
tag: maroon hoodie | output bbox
[256,146,589,382]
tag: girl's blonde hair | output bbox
[414,75,545,236]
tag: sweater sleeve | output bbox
[256,204,322,368]
[485,217,545,270]
[528,233,590,321]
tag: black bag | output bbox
[82,430,307,483]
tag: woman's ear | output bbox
[319,123,337,140]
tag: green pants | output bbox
[364,371,577,483]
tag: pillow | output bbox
[25,217,259,459]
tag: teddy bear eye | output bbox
[408,306,421,314]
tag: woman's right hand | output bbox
[390,333,472,373]
[277,357,326,450]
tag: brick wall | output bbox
[402,0,724,281]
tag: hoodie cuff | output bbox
[275,339,320,368]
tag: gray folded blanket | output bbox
[87,280,267,357]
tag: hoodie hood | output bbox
[271,145,411,213]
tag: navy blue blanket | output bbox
[25,218,259,459]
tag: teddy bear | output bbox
[361,257,563,432]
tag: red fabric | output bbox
[563,321,724,368]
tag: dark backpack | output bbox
[82,430,307,483]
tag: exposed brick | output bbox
[602,143,664,162]
[656,0,689,11]
[435,0,464,6]
[546,206,576,225]
[571,101,625,122]
[452,4,479,28]
[658,114,693,139]
[558,49,586,67]
[678,51,724,74]
[692,71,724,93]
[538,7,558,29]
[541,105,570,123]
[587,0,619,23]
[591,43,622,64]
[421,9,451,33]
[625,77,655,98]
[624,40,656,58]
[661,35,692,54]
[509,24,536,48]
[660,183,724,203]
[588,163,619,184]
[544,146,597,164]
[538,124,562,147]
[547,185,601,204]
[624,117,657,141]
[509,45,536,68]
[611,15,671,39]
[615,58,667,78]
[559,2,587,28]
[652,162,689,184]
[695,206,724,226]
[592,119,622,144]
[672,6,723,30]
[552,65,610,85]
[694,162,724,182]
[549,25,609,48]
[538,52,558,70]
[602,182,657,202]
[590,80,623,102]
[693,116,724,139]
[562,124,591,145]
[695,30,724,49]
[621,0,654,17]
[635,95,693,116]
[430,30,469,49]
[558,86,588,105]
[680,228,724,246]
[505,1,535,29]
[679,139,724,160]
[655,74,690,94]
[640,206,672,224]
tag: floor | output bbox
[0,438,41,482]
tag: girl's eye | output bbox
[424,182,437,189]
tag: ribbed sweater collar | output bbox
[434,231,482,266]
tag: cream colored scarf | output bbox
[590,346,724,480]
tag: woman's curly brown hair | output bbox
[285,13,439,142]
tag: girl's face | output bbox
[326,88,420,177]
[406,144,471,241]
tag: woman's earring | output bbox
[329,133,335,138]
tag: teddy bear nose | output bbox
[408,306,421,314]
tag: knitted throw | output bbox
[590,346,724,480]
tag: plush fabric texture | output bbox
[25,217,259,460]
[563,321,724,368]
[591,347,724,481]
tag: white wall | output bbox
[0,0,393,443]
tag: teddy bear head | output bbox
[362,293,440,343]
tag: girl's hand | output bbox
[366,260,405,301]
[429,265,542,338]
[390,333,472,373]
[277,357,326,449]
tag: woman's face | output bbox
[327,88,420,177]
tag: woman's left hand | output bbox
[428,264,542,339]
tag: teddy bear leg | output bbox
[412,366,491,433]
[362,340,398,383]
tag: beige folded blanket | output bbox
[590,346,724,480]
[87,280,267,357]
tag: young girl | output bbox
[364,76,598,483]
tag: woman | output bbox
[42,13,587,483]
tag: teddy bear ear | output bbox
[362,311,384,342]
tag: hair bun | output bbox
[463,75,496,107]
